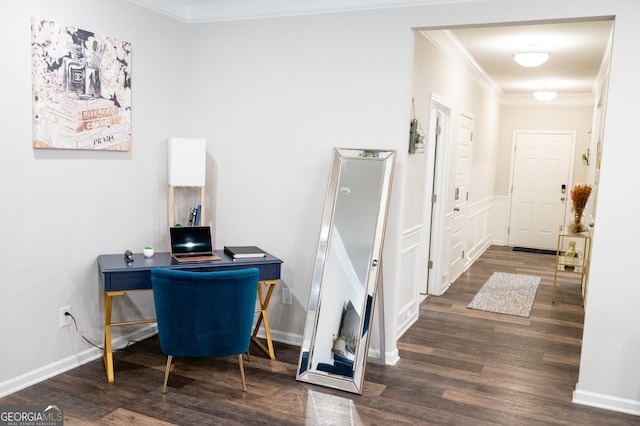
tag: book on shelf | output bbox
[187,208,195,226]
[187,204,202,226]
[193,204,201,226]
[224,246,266,259]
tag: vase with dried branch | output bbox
[570,184,592,233]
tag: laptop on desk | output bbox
[170,226,221,262]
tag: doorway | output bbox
[412,16,613,411]
[416,19,611,301]
[507,131,575,250]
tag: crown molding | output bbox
[128,0,490,23]
[420,30,503,101]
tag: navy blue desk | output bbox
[97,249,283,382]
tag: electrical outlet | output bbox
[281,288,292,305]
[59,306,72,328]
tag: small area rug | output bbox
[467,271,541,317]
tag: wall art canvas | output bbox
[31,17,132,151]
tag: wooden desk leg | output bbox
[102,290,155,382]
[251,281,277,360]
[103,292,115,383]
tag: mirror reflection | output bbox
[297,148,396,394]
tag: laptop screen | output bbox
[170,226,213,255]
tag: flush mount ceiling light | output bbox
[533,90,557,101]
[513,52,550,67]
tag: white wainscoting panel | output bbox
[397,298,419,337]
[466,196,495,266]
[398,225,423,336]
[492,196,508,246]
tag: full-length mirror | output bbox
[296,148,396,394]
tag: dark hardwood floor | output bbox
[3,246,638,425]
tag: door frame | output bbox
[505,129,576,247]
[421,94,452,296]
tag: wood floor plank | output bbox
[97,408,177,425]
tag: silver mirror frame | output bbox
[296,148,396,394]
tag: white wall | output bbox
[0,0,191,393]
[575,3,640,414]
[409,30,501,299]
[182,12,416,360]
[2,0,640,416]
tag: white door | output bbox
[423,97,452,296]
[508,131,574,250]
[449,113,473,282]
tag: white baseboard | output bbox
[573,388,640,416]
[1,325,304,399]
[257,328,301,348]
[0,325,157,399]
[366,346,400,366]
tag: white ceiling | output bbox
[449,20,613,96]
[129,0,614,102]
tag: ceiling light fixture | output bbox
[513,52,550,67]
[533,90,557,101]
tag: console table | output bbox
[97,250,283,383]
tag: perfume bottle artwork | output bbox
[63,42,103,99]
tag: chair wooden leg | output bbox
[238,354,247,392]
[162,355,173,394]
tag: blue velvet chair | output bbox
[151,267,259,393]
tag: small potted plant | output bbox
[143,245,154,258]
[409,118,426,154]
[332,334,347,355]
[414,124,425,152]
